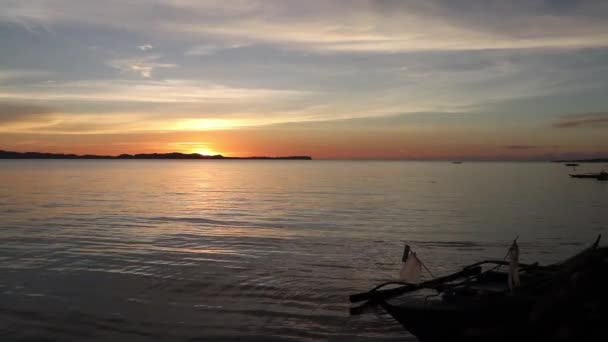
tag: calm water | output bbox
[0,160,606,341]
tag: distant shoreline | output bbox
[2,150,606,162]
[0,150,312,160]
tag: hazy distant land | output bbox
[0,150,312,160]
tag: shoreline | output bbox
[0,150,312,160]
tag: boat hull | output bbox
[378,246,608,341]
[570,172,608,180]
[381,301,525,341]
[570,174,601,179]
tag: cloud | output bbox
[504,145,538,150]
[0,69,53,81]
[2,1,608,54]
[187,12,608,54]
[0,111,266,134]
[0,102,56,124]
[0,102,61,133]
[107,55,177,78]
[33,116,143,134]
[553,112,608,128]
[184,42,250,56]
[184,44,223,56]
[0,79,310,104]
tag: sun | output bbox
[193,148,221,156]
[171,142,223,156]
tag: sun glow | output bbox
[170,142,223,156]
[194,148,221,156]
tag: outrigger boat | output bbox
[569,171,608,180]
[350,236,607,341]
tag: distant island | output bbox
[552,158,608,163]
[0,150,312,160]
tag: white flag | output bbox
[400,252,422,283]
[508,240,520,290]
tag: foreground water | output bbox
[0,160,606,341]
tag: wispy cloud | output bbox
[504,145,538,150]
[0,69,53,81]
[0,102,56,124]
[184,42,250,56]
[0,79,310,103]
[138,44,153,51]
[107,55,177,78]
[3,1,608,54]
[553,112,608,128]
[188,16,608,54]
[0,102,60,132]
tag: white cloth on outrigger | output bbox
[400,252,422,283]
[508,240,521,290]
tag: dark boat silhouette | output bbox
[350,236,608,341]
[565,163,579,167]
[569,171,608,180]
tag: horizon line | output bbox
[1,149,607,163]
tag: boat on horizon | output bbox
[350,236,608,341]
[569,170,608,181]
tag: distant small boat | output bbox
[570,171,608,180]
[452,161,463,164]
[565,163,579,167]
[570,173,600,179]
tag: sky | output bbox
[1,0,608,160]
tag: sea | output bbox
[0,160,606,341]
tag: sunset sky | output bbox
[1,0,608,159]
